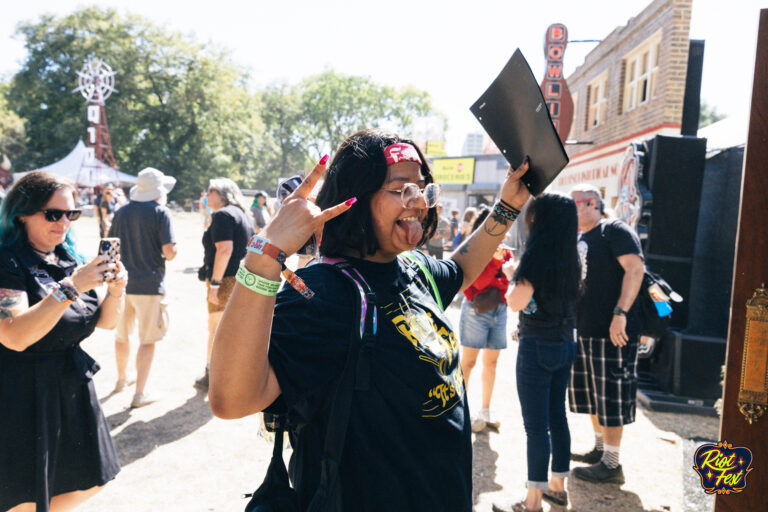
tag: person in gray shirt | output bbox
[108,168,177,408]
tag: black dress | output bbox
[0,241,120,512]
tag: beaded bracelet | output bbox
[57,280,80,301]
[498,198,521,215]
[61,277,81,295]
[493,201,521,222]
[246,235,315,300]
[236,263,281,296]
[50,284,72,303]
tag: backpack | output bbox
[637,269,680,339]
[243,252,441,512]
[600,222,682,342]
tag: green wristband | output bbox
[236,264,281,296]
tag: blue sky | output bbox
[0,0,763,153]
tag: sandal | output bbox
[542,489,568,506]
[511,501,543,512]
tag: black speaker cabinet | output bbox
[644,135,707,258]
[648,330,726,399]
[642,135,707,329]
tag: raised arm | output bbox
[0,256,115,351]
[451,158,531,292]
[209,156,353,419]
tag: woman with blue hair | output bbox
[0,172,127,512]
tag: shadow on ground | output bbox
[107,389,213,467]
[567,480,651,512]
[472,430,502,505]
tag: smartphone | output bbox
[99,238,121,281]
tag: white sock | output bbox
[595,432,604,451]
[602,444,620,469]
[478,408,490,421]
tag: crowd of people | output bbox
[0,128,646,512]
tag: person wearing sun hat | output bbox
[108,167,178,408]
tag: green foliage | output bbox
[0,83,26,158]
[8,7,262,198]
[6,7,439,198]
[252,84,312,189]
[699,101,726,129]
[300,70,435,156]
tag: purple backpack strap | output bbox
[316,257,377,339]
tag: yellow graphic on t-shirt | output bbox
[386,285,464,418]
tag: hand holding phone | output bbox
[98,238,121,282]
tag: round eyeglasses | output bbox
[383,183,441,209]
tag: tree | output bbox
[699,101,726,129]
[252,73,440,190]
[0,83,26,160]
[8,7,263,198]
[300,70,438,157]
[253,84,313,189]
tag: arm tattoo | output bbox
[0,289,25,319]
[484,211,510,237]
[458,240,470,255]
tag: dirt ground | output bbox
[69,212,719,512]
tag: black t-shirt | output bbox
[576,219,643,338]
[0,241,101,352]
[109,200,175,295]
[266,251,470,511]
[517,284,574,341]
[202,205,254,279]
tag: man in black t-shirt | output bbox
[109,168,177,409]
[568,185,645,485]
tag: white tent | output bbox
[13,140,137,186]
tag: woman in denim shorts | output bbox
[459,206,514,433]
[502,193,581,512]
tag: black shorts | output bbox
[568,336,639,427]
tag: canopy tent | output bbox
[13,140,137,186]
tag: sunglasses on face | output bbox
[40,209,82,222]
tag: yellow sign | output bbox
[425,140,447,157]
[432,158,475,185]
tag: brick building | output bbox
[550,0,693,208]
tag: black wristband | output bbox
[210,279,222,287]
[613,306,628,316]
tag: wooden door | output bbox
[715,8,768,512]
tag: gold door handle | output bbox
[738,283,768,424]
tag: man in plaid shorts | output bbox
[568,185,645,484]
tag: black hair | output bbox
[316,129,438,258]
[513,193,581,301]
[471,205,490,232]
[0,171,82,260]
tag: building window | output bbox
[622,31,662,113]
[587,73,607,129]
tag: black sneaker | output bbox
[571,446,603,464]
[194,368,209,391]
[572,461,625,484]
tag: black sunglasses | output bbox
[40,209,82,222]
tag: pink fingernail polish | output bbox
[319,154,329,165]
[345,197,357,207]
